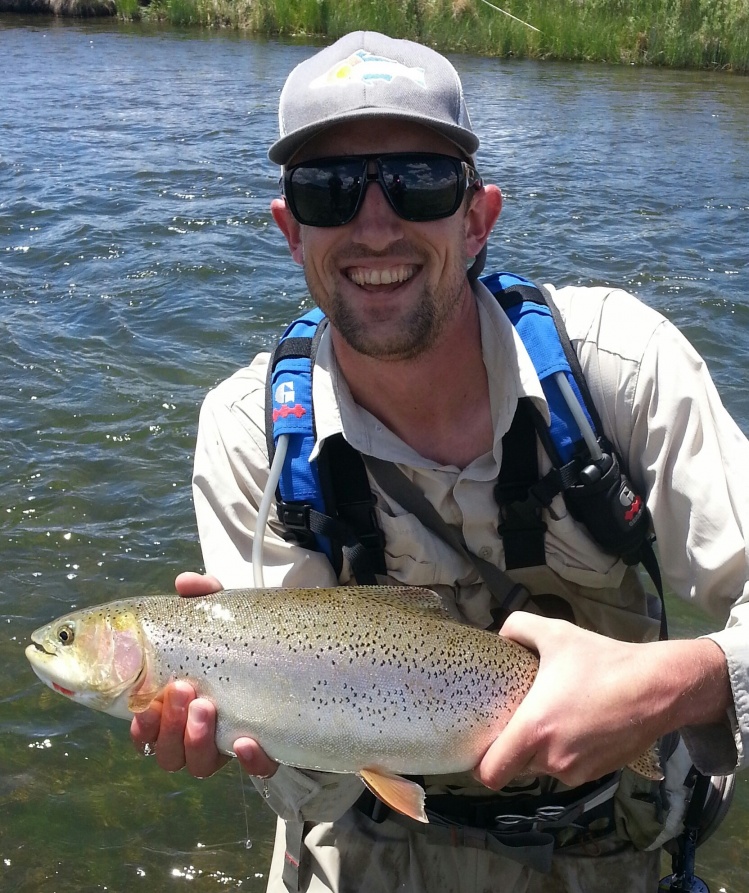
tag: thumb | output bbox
[499,610,569,652]
[234,737,279,779]
[175,572,223,597]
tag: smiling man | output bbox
[131,31,749,893]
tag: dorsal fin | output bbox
[337,586,455,621]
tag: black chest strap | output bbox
[496,397,547,571]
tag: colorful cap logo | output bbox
[310,50,426,90]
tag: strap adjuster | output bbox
[276,501,312,533]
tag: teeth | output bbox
[348,265,415,287]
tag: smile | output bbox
[346,265,417,287]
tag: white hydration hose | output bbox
[252,433,290,588]
[553,372,603,462]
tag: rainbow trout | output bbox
[26,586,661,821]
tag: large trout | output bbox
[26,585,661,821]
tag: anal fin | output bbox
[359,768,428,823]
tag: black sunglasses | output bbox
[282,152,482,228]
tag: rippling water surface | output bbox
[1,16,748,892]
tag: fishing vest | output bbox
[265,271,664,631]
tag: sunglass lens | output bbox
[380,156,461,221]
[288,161,363,226]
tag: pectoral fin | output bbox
[127,684,164,712]
[627,742,663,781]
[359,768,428,823]
[126,664,164,713]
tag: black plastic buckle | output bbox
[496,499,548,536]
[277,500,312,532]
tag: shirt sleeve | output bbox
[570,287,749,774]
[629,317,749,774]
[192,355,362,820]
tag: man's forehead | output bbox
[289,118,464,164]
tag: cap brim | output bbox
[268,108,480,165]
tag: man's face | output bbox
[273,120,493,362]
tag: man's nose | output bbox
[350,173,405,244]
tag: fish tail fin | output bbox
[627,742,663,781]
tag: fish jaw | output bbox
[26,605,148,718]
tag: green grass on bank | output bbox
[116,0,749,72]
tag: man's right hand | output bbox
[129,572,279,780]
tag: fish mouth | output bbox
[26,640,53,664]
[25,643,78,698]
[28,637,53,655]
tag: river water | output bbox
[1,15,748,892]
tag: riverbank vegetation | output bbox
[7,0,747,72]
[120,0,749,72]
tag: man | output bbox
[132,31,748,892]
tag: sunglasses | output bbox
[282,152,482,228]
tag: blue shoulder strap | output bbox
[267,306,332,561]
[480,271,598,463]
[267,308,384,580]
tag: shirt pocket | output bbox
[374,507,474,587]
[544,494,627,587]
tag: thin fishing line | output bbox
[477,0,542,33]
[238,759,254,849]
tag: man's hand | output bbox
[129,572,279,780]
[475,612,731,791]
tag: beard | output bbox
[304,244,470,362]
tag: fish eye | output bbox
[57,623,75,646]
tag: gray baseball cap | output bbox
[269,31,479,165]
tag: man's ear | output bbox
[271,197,304,265]
[464,184,502,261]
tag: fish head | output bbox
[26,604,147,719]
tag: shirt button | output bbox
[478,546,493,560]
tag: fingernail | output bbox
[168,690,190,713]
[188,700,211,724]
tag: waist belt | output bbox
[355,772,622,874]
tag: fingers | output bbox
[130,696,164,753]
[174,572,223,597]
[129,680,272,781]
[477,613,590,789]
[153,680,197,772]
[234,737,279,779]
[474,707,540,791]
[130,681,228,778]
[184,698,231,778]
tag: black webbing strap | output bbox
[319,434,386,579]
[495,398,547,570]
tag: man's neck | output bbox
[332,291,495,468]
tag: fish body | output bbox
[26,586,660,821]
